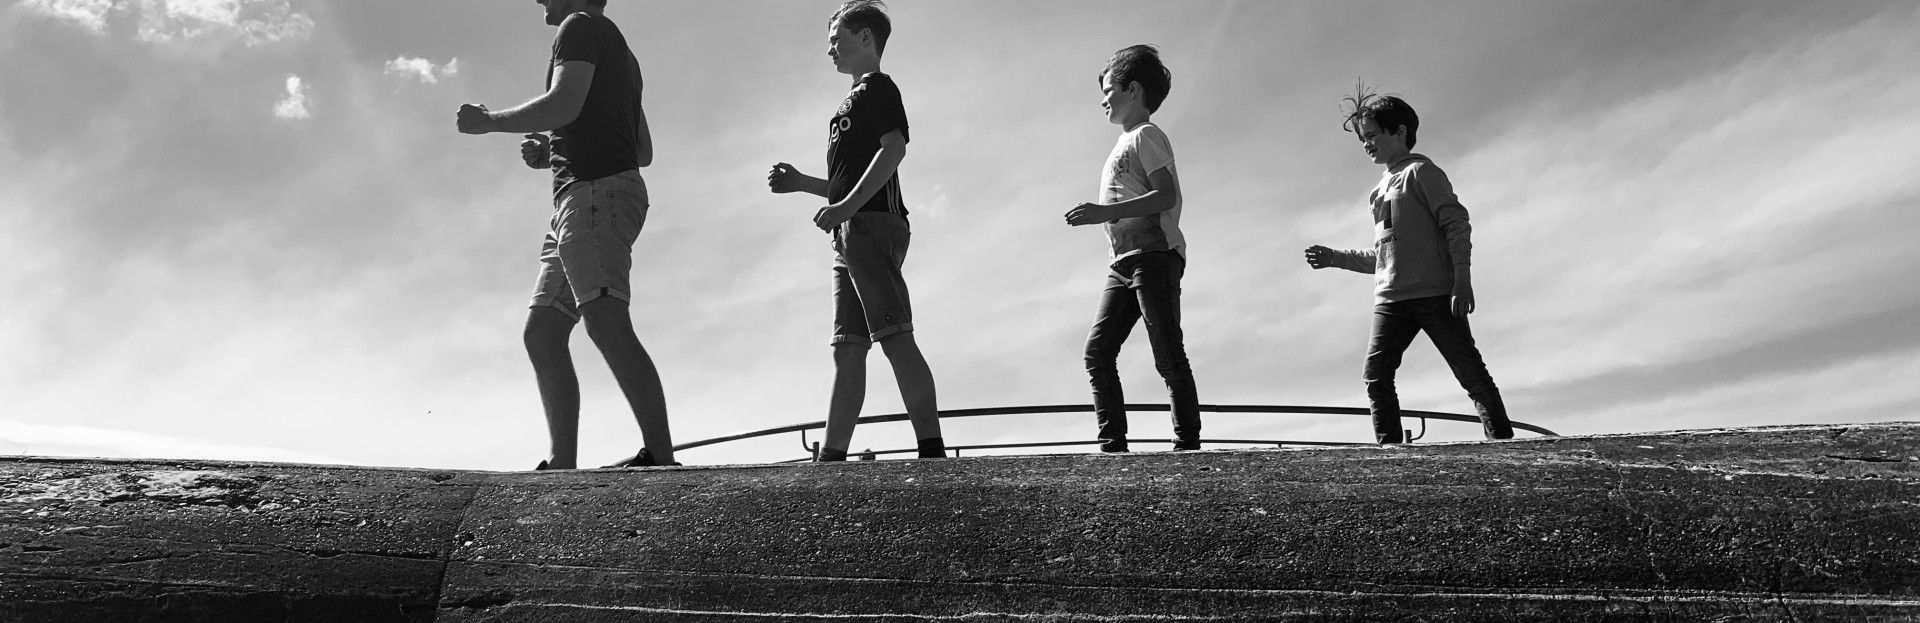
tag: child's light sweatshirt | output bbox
[1328,153,1473,304]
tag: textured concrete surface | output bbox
[3,422,1917,622]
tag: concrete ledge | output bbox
[3,422,1917,621]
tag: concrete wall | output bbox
[3,422,1916,621]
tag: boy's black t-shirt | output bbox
[826,72,910,216]
[547,13,643,196]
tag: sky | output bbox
[2,0,1917,470]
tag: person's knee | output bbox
[523,309,575,357]
[876,332,920,357]
[1151,350,1191,376]
[1084,341,1118,370]
[1364,377,1397,399]
[578,299,636,344]
[832,342,870,366]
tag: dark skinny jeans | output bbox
[1084,251,1201,450]
[1364,295,1505,443]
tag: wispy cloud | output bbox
[384,56,460,85]
[17,0,312,45]
[271,73,309,119]
[18,0,114,33]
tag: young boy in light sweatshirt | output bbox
[1065,45,1200,453]
[1305,87,1514,444]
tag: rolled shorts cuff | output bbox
[575,286,631,308]
[830,322,913,347]
[529,296,581,322]
[530,286,631,321]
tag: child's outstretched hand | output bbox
[1304,245,1336,269]
[1064,202,1113,226]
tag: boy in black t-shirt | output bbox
[457,0,677,470]
[767,0,946,462]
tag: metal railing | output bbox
[672,403,1557,463]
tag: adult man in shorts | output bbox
[458,0,675,469]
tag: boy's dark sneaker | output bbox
[816,447,849,462]
[605,449,682,468]
[1099,439,1130,453]
[1472,392,1515,440]
[1171,439,1201,452]
[917,437,947,459]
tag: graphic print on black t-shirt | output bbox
[825,73,910,216]
[547,13,643,196]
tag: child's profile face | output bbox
[826,23,869,75]
[1099,72,1138,126]
[1354,118,1409,165]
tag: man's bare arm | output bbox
[458,61,596,134]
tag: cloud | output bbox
[272,73,310,119]
[384,56,460,86]
[137,0,313,45]
[18,0,114,33]
[17,0,312,45]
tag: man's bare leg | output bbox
[578,298,675,465]
[525,307,581,469]
[820,342,870,459]
[878,333,942,445]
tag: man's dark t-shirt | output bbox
[826,72,909,216]
[548,13,643,196]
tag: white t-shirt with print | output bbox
[1098,123,1185,263]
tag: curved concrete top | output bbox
[3,422,1917,621]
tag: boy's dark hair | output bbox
[1101,44,1172,113]
[830,0,892,56]
[1342,82,1419,149]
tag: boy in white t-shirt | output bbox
[1065,45,1199,453]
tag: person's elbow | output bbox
[879,131,908,157]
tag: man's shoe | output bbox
[605,449,682,468]
[916,437,947,459]
[1171,439,1201,451]
[816,447,849,462]
[1099,438,1129,453]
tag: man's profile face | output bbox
[536,0,586,27]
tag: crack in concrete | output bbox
[1824,454,1907,464]
[292,547,442,561]
[439,588,515,610]
[428,479,485,615]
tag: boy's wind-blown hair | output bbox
[1102,44,1172,113]
[830,0,892,55]
[1342,83,1420,149]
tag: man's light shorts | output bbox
[831,212,915,347]
[530,170,648,320]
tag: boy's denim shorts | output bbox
[529,170,648,320]
[831,212,914,347]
